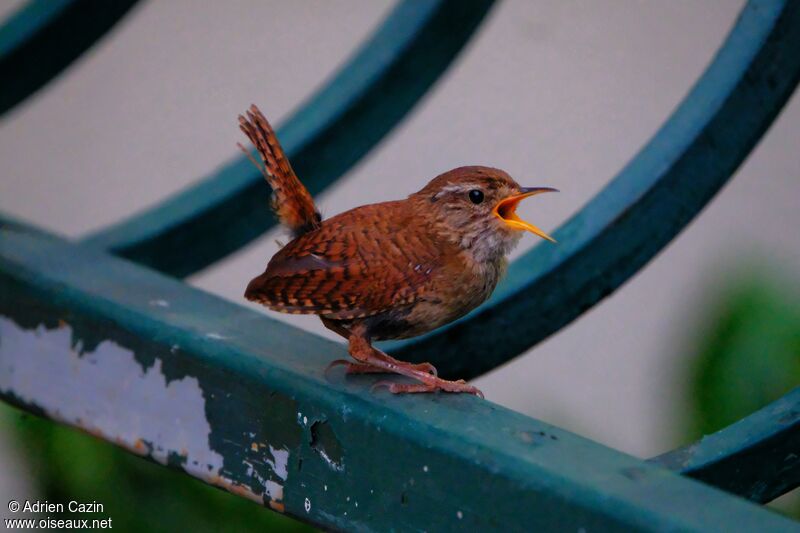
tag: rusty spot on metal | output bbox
[269,500,285,513]
[71,422,153,460]
[206,474,263,504]
[70,421,270,509]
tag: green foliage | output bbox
[2,406,313,533]
[688,273,800,438]
[685,270,800,515]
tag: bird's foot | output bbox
[372,378,484,398]
[326,359,437,376]
[341,328,476,396]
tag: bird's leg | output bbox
[322,318,383,374]
[322,318,436,376]
[347,328,483,398]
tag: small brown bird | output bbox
[238,105,556,397]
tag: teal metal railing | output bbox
[0,0,798,530]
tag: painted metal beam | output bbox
[0,0,139,117]
[651,387,800,504]
[389,0,800,380]
[1,224,796,532]
[81,0,496,277]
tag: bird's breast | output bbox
[370,251,505,340]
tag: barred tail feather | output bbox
[238,104,321,237]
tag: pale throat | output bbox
[460,223,522,265]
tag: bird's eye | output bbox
[468,189,484,204]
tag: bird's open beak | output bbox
[492,187,558,242]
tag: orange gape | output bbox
[239,105,557,397]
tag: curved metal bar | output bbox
[0,0,139,117]
[0,0,70,57]
[82,0,496,277]
[650,387,800,504]
[389,0,800,378]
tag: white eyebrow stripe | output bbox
[433,184,481,198]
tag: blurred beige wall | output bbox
[1,0,798,461]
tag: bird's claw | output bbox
[324,359,352,379]
[412,362,438,376]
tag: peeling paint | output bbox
[244,444,289,504]
[267,445,289,480]
[268,501,285,513]
[243,457,284,503]
[310,420,344,472]
[207,474,262,504]
[316,448,344,472]
[0,318,223,470]
[0,317,289,510]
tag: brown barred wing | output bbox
[244,202,441,319]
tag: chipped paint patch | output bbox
[310,420,344,472]
[266,445,289,480]
[0,318,222,470]
[269,500,285,513]
[243,444,288,505]
[316,448,344,473]
[297,411,308,426]
[0,317,288,509]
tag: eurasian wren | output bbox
[238,105,557,397]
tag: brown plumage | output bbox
[237,105,320,237]
[239,105,557,397]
